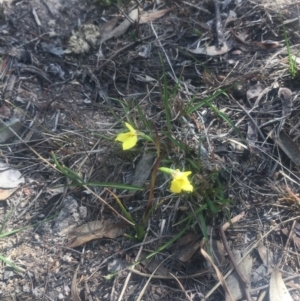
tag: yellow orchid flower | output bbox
[170,170,193,193]
[116,122,138,150]
[159,167,193,193]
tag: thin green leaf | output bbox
[158,54,172,132]
[204,100,245,140]
[0,215,56,239]
[175,204,207,225]
[187,89,225,114]
[84,182,143,190]
[206,196,218,214]
[108,190,135,224]
[53,182,143,190]
[0,206,18,234]
[136,104,152,130]
[0,255,24,272]
[163,131,189,152]
[186,158,202,172]
[145,219,191,261]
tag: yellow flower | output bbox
[116,123,138,150]
[159,167,193,193]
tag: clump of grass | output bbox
[278,7,297,77]
[282,27,297,78]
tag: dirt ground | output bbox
[1,0,300,300]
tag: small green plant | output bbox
[130,29,138,41]
[282,27,297,78]
[278,6,297,77]
[52,75,233,242]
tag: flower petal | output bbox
[181,181,193,192]
[125,122,136,133]
[122,135,138,150]
[181,171,192,177]
[170,170,193,193]
[160,167,193,193]
[170,179,182,193]
[116,132,131,142]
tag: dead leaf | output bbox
[231,29,282,50]
[225,250,253,301]
[175,233,200,248]
[247,120,258,145]
[0,105,11,118]
[281,228,289,236]
[0,187,18,201]
[269,268,293,301]
[99,17,118,34]
[187,41,232,56]
[252,265,269,284]
[246,83,264,101]
[274,131,300,165]
[0,162,25,189]
[133,74,157,83]
[67,220,127,248]
[139,6,176,24]
[230,29,250,46]
[101,9,139,43]
[0,117,22,143]
[40,42,64,57]
[173,234,203,263]
[178,239,201,263]
[257,242,273,266]
[130,152,155,190]
[71,266,82,301]
[278,88,292,119]
[253,40,282,50]
[100,7,175,44]
[137,251,169,276]
[211,240,226,268]
[285,280,300,290]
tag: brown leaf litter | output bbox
[67,220,127,248]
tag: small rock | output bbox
[52,196,81,236]
[3,270,14,280]
[23,284,30,293]
[58,293,64,299]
